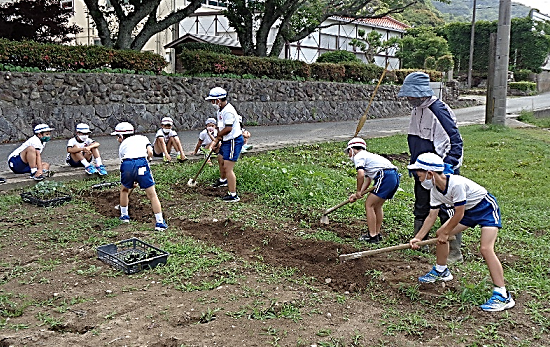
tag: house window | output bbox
[201,0,227,8]
[60,0,73,10]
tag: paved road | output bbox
[1,92,548,183]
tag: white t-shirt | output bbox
[198,128,217,146]
[217,103,242,141]
[430,175,488,210]
[66,137,95,160]
[118,135,152,161]
[8,135,44,159]
[353,150,397,180]
[155,129,178,144]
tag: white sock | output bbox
[494,286,507,297]
[120,206,128,216]
[220,178,227,182]
[154,212,164,224]
[31,168,38,175]
[435,264,447,273]
[95,157,102,166]
[230,192,237,196]
[81,159,90,167]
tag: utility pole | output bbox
[492,0,512,126]
[485,33,496,124]
[467,0,477,89]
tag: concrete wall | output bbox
[0,71,457,143]
[537,70,550,93]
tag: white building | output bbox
[65,0,408,72]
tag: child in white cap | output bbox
[153,117,187,163]
[345,137,401,243]
[7,123,53,181]
[205,87,244,202]
[192,117,218,166]
[66,123,108,175]
[408,152,514,312]
[112,122,167,231]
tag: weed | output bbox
[199,307,221,323]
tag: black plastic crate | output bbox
[97,238,169,274]
[20,192,72,207]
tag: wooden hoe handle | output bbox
[339,236,456,261]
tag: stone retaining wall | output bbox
[0,71,456,142]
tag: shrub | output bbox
[178,50,310,80]
[341,62,385,83]
[180,42,231,54]
[513,69,533,82]
[310,63,346,82]
[393,69,443,83]
[436,55,454,72]
[424,56,436,70]
[0,39,167,73]
[316,50,362,64]
[509,81,536,92]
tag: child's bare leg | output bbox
[217,154,226,180]
[365,194,384,236]
[171,137,186,158]
[436,224,468,266]
[480,226,505,287]
[90,147,101,162]
[21,147,38,169]
[120,186,130,207]
[154,138,169,160]
[145,186,162,214]
[373,199,385,235]
[224,160,237,193]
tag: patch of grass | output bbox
[517,110,550,128]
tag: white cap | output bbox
[407,152,445,171]
[110,122,134,135]
[76,123,92,133]
[205,117,216,125]
[205,87,227,100]
[161,117,174,125]
[344,137,367,154]
[34,123,54,134]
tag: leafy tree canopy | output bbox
[0,0,82,43]
[224,0,431,57]
[82,0,203,50]
[396,27,451,69]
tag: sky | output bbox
[513,0,550,16]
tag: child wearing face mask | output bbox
[153,117,188,163]
[192,118,218,166]
[408,152,514,312]
[7,123,53,181]
[345,137,401,244]
[66,123,108,175]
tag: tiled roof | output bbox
[165,33,240,49]
[330,16,410,32]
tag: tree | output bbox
[349,29,399,63]
[0,0,82,43]
[396,28,451,69]
[224,0,420,57]
[82,0,203,50]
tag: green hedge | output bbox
[513,69,533,82]
[180,42,232,54]
[509,81,536,92]
[179,50,404,83]
[0,39,167,73]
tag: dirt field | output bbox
[0,180,543,347]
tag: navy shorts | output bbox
[219,135,244,162]
[8,155,31,174]
[459,193,502,228]
[372,169,401,200]
[120,158,155,189]
[66,156,84,167]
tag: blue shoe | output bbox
[96,165,108,176]
[119,215,130,223]
[418,266,453,283]
[155,220,168,231]
[85,165,98,175]
[480,291,515,312]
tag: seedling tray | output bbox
[97,237,169,274]
[20,192,72,207]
